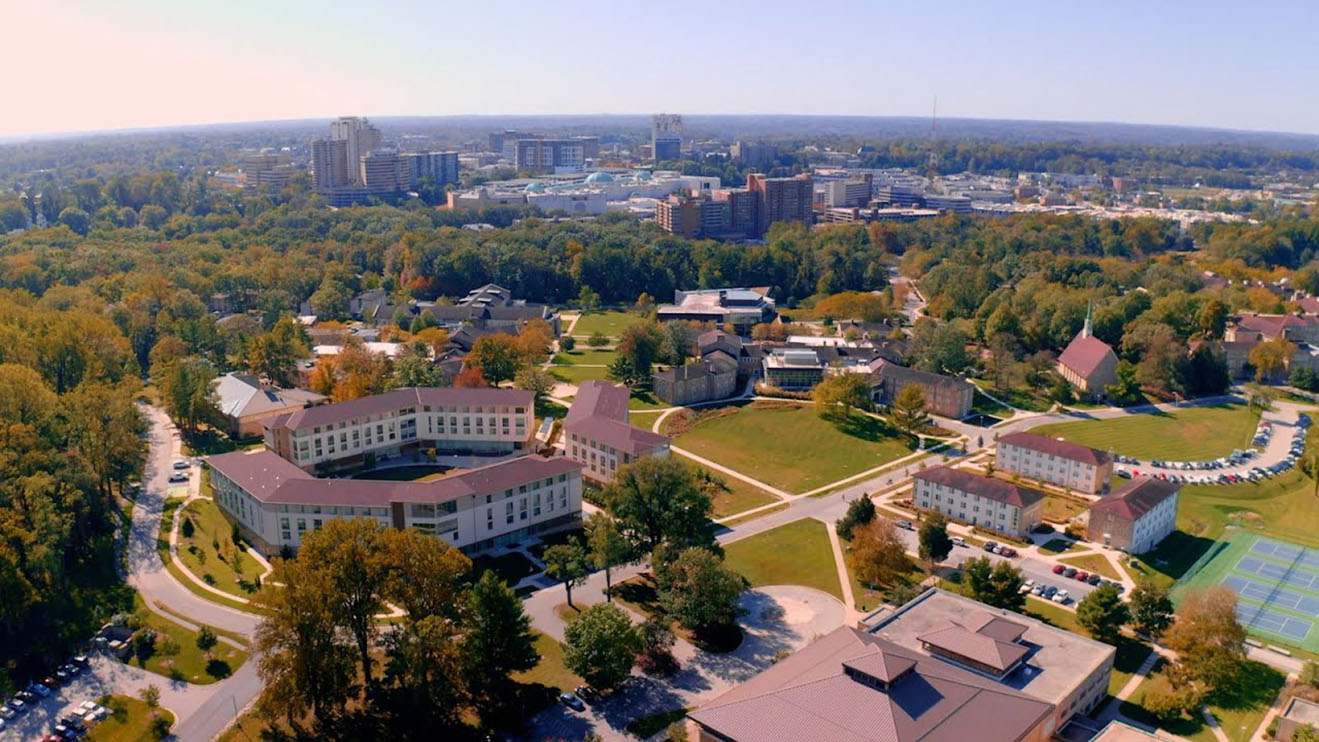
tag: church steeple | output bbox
[1082,300,1093,339]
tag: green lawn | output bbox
[132,596,248,684]
[676,454,780,517]
[176,499,263,598]
[665,402,914,493]
[723,519,843,600]
[571,310,645,338]
[1176,467,1319,547]
[1021,597,1154,697]
[1043,493,1088,523]
[87,695,175,742]
[628,388,671,411]
[1058,553,1121,580]
[552,348,617,366]
[1029,403,1260,461]
[1122,660,1285,742]
[512,631,582,692]
[1127,530,1216,590]
[549,364,614,385]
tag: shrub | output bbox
[560,335,576,351]
[196,626,217,651]
[180,517,194,538]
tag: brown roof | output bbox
[267,387,534,432]
[1057,333,1116,379]
[913,466,1045,509]
[917,616,1030,674]
[564,381,671,455]
[999,431,1110,466]
[689,626,1054,742]
[870,359,974,393]
[565,381,629,423]
[206,450,581,507]
[1235,313,1319,338]
[1088,477,1179,522]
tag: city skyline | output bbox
[6,0,1319,139]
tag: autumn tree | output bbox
[889,384,929,437]
[1164,586,1246,690]
[849,519,912,588]
[1128,581,1175,639]
[835,496,876,540]
[469,333,525,386]
[813,373,874,420]
[1249,337,1295,383]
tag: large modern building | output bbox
[747,173,813,236]
[563,381,670,482]
[1057,307,1119,395]
[263,387,535,472]
[655,192,735,238]
[402,151,460,187]
[213,373,327,439]
[996,432,1113,495]
[310,138,350,190]
[912,466,1044,539]
[869,359,975,419]
[730,140,777,170]
[360,149,410,192]
[1086,477,1179,553]
[330,116,382,186]
[691,589,1115,742]
[652,113,683,162]
[656,287,776,334]
[208,448,582,555]
[512,138,586,174]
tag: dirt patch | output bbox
[662,404,741,437]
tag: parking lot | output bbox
[0,656,119,742]
[1113,412,1309,486]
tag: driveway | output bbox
[523,586,845,741]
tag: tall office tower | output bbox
[241,150,295,189]
[331,117,382,185]
[652,113,683,162]
[747,173,813,237]
[310,138,350,189]
[402,151,460,186]
[512,139,586,173]
[731,140,778,171]
[359,149,411,192]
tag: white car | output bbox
[1018,579,1036,594]
[0,706,13,721]
[1052,589,1070,604]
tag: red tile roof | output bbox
[564,381,671,455]
[267,387,534,432]
[913,466,1045,508]
[1057,334,1116,380]
[999,432,1111,466]
[917,614,1030,674]
[1088,477,1179,522]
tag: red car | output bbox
[1075,571,1089,581]
[1052,564,1066,574]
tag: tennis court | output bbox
[1175,531,1319,651]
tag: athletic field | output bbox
[1175,530,1319,652]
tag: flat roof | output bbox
[864,589,1115,709]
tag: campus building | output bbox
[651,355,738,406]
[563,381,671,482]
[1057,306,1119,395]
[912,466,1044,539]
[208,449,582,555]
[656,287,776,334]
[995,432,1113,495]
[869,359,975,419]
[212,373,327,439]
[1086,477,1179,554]
[263,387,535,472]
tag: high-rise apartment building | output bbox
[402,151,460,186]
[311,138,350,189]
[715,187,756,237]
[330,117,382,185]
[241,151,295,190]
[652,113,683,162]
[747,173,813,237]
[731,140,778,170]
[512,139,586,173]
[656,192,731,238]
[360,149,411,192]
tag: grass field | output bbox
[1058,553,1121,580]
[1043,493,1089,523]
[549,364,613,385]
[723,519,843,600]
[512,631,582,692]
[1121,659,1284,742]
[87,695,176,742]
[176,499,262,599]
[675,454,780,517]
[1176,467,1319,547]
[665,402,914,493]
[627,388,671,411]
[552,348,617,366]
[1127,530,1216,589]
[571,310,645,338]
[133,596,248,684]
[1029,403,1260,461]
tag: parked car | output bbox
[1031,584,1046,595]
[950,536,967,547]
[1052,564,1066,574]
[897,520,914,531]
[559,692,585,712]
[1063,567,1077,578]
[27,682,50,698]
[574,686,598,704]
[1042,585,1058,598]
[1074,571,1089,582]
[1019,579,1036,594]
[168,473,188,483]
[1052,589,1070,604]
[6,698,26,714]
[0,706,14,721]
[999,547,1017,558]
[172,460,190,470]
[1087,573,1103,585]
[983,541,998,553]
[42,677,60,690]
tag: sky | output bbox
[4,0,1319,138]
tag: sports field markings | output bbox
[1235,556,1319,592]
[1222,574,1319,614]
[1237,603,1312,641]
[1251,537,1319,570]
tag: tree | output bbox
[181,517,195,538]
[544,538,590,608]
[961,556,1025,611]
[57,206,90,235]
[1128,581,1175,639]
[587,332,611,348]
[309,278,351,320]
[514,367,557,402]
[637,620,677,674]
[889,384,929,437]
[603,457,715,554]
[1075,584,1130,643]
[849,519,912,588]
[462,571,539,707]
[296,519,388,692]
[835,496,876,540]
[1250,337,1295,383]
[155,356,221,435]
[1301,425,1319,496]
[390,352,447,388]
[614,322,666,387]
[515,319,555,365]
[380,614,467,730]
[586,513,633,600]
[917,512,953,567]
[453,366,489,388]
[1106,360,1143,404]
[1142,686,1202,723]
[576,286,601,313]
[245,317,309,386]
[812,374,874,419]
[560,335,576,351]
[563,603,640,691]
[140,684,161,708]
[408,309,439,334]
[469,333,525,386]
[196,625,217,652]
[1197,299,1229,339]
[59,381,147,500]
[1164,586,1246,690]
[657,547,746,632]
[380,527,471,623]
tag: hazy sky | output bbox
[6,0,1319,138]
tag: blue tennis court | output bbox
[1222,574,1319,614]
[1235,556,1319,591]
[1237,603,1312,641]
[1251,537,1319,570]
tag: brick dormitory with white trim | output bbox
[207,386,585,555]
[996,432,1113,495]
[912,466,1045,539]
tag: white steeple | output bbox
[1082,300,1093,339]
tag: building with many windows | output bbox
[402,151,460,187]
[747,173,813,237]
[656,287,776,334]
[563,381,670,482]
[208,449,582,555]
[1086,477,1179,553]
[263,387,534,472]
[869,359,975,419]
[996,432,1113,495]
[912,466,1044,539]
